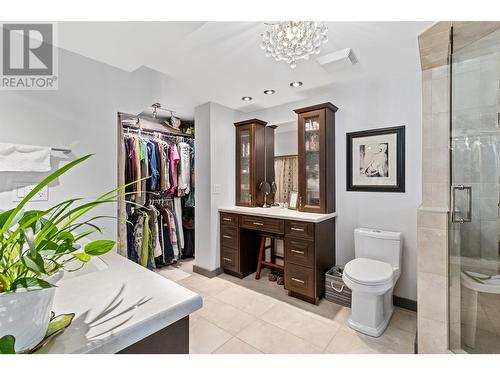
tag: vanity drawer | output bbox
[220,226,238,249]
[221,246,239,272]
[285,220,314,240]
[220,212,238,227]
[285,263,315,299]
[240,215,284,234]
[285,237,314,268]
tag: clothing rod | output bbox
[122,124,194,139]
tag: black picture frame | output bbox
[346,126,405,192]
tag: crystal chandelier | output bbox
[260,22,328,69]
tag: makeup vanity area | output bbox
[219,103,338,305]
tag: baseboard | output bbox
[192,265,223,278]
[393,295,417,312]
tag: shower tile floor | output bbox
[156,260,417,354]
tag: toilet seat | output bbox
[344,258,393,286]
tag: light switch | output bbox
[13,183,49,202]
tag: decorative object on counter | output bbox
[294,103,337,214]
[260,22,329,69]
[346,126,405,192]
[270,181,280,206]
[259,180,272,208]
[288,191,299,210]
[0,155,123,353]
[0,312,75,354]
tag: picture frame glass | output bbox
[288,191,298,210]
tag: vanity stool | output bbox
[255,233,284,279]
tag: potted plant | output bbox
[0,154,129,353]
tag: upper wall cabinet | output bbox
[294,103,338,213]
[234,119,267,207]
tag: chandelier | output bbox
[260,22,328,69]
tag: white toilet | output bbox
[342,228,402,337]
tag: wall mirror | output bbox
[273,121,298,205]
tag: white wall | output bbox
[238,72,422,301]
[0,47,172,241]
[194,102,241,272]
[274,121,298,156]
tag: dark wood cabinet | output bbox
[234,119,267,207]
[294,102,338,214]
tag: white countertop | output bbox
[40,252,202,354]
[219,206,337,223]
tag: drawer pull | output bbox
[291,277,305,284]
[222,235,232,239]
[291,227,305,232]
[252,222,264,226]
[291,249,305,255]
[222,218,232,222]
[223,257,233,262]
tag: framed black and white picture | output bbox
[346,126,405,192]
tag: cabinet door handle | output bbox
[252,222,264,226]
[223,257,232,262]
[291,277,305,284]
[291,249,305,255]
[222,218,232,222]
[290,227,305,232]
[223,235,232,239]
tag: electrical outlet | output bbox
[13,183,49,202]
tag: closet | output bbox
[117,111,195,269]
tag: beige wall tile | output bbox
[418,316,448,353]
[422,183,433,206]
[418,271,447,322]
[431,112,450,149]
[431,182,449,208]
[417,227,448,276]
[431,147,450,184]
[417,209,448,230]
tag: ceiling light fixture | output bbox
[241,96,253,101]
[261,21,328,69]
[263,89,276,95]
[290,81,303,88]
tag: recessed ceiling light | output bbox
[241,96,253,101]
[263,89,276,95]
[290,81,303,88]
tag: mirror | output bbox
[273,121,298,206]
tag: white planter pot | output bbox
[0,271,63,353]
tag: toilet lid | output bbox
[344,258,393,285]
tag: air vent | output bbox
[316,48,358,71]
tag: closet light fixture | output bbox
[290,81,303,87]
[241,96,253,101]
[263,89,276,95]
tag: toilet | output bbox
[342,228,402,337]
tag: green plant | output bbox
[0,154,128,293]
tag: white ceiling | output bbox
[57,21,432,118]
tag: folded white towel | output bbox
[0,142,51,172]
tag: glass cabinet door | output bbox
[238,127,252,205]
[303,115,321,208]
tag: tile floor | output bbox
[156,260,417,354]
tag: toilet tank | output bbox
[354,228,402,269]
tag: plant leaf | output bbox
[0,335,16,354]
[73,252,91,262]
[0,209,24,231]
[84,240,116,256]
[21,255,44,274]
[23,227,36,258]
[10,277,52,291]
[46,313,75,337]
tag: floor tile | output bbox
[390,307,417,334]
[236,320,322,354]
[155,267,192,282]
[260,302,340,349]
[324,328,394,354]
[214,285,277,317]
[189,317,232,354]
[213,337,262,354]
[197,296,257,335]
[178,274,233,298]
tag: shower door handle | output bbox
[451,185,472,223]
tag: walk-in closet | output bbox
[117,106,195,270]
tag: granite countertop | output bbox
[39,252,202,354]
[219,206,337,223]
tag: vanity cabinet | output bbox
[234,119,268,207]
[294,103,338,214]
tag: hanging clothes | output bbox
[178,142,191,196]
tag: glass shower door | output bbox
[449,25,500,354]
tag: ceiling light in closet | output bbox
[290,81,303,88]
[241,96,253,101]
[263,89,276,95]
